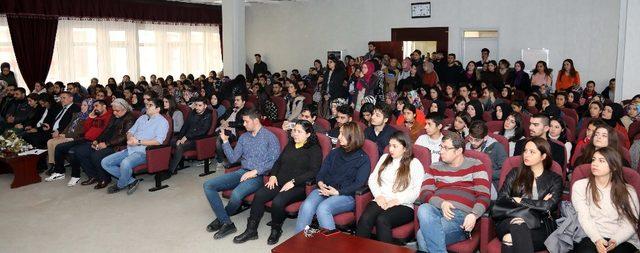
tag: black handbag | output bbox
[491,197,557,234]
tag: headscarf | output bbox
[428,99,447,118]
[78,98,95,120]
[603,102,624,128]
[467,99,485,121]
[331,98,348,108]
[111,98,133,112]
[363,95,376,105]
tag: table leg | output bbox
[8,156,42,188]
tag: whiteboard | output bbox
[521,48,549,73]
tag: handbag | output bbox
[491,197,557,234]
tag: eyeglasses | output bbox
[440,145,457,151]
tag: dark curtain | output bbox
[0,0,221,24]
[7,15,58,91]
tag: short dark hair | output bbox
[234,94,247,102]
[427,114,444,127]
[360,103,374,114]
[241,109,261,120]
[301,104,317,118]
[193,96,207,104]
[372,103,391,120]
[448,53,456,58]
[531,113,550,126]
[469,120,489,138]
[481,48,490,53]
[254,54,261,57]
[368,41,374,46]
[149,97,164,111]
[93,100,107,107]
[15,87,26,94]
[336,104,354,117]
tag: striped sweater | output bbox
[422,157,491,216]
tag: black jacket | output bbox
[513,138,566,169]
[322,69,347,99]
[178,109,212,140]
[96,111,136,151]
[253,61,268,77]
[496,168,563,220]
[52,103,80,132]
[219,107,247,132]
[270,143,323,186]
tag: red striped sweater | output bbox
[421,157,491,216]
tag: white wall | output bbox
[245,0,620,90]
[617,0,640,100]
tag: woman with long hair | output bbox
[574,125,628,167]
[295,122,371,232]
[556,59,580,92]
[466,99,485,121]
[548,118,572,163]
[531,61,553,93]
[572,147,640,252]
[452,111,472,139]
[492,137,563,253]
[284,81,305,121]
[461,61,479,86]
[356,131,424,244]
[499,113,526,156]
[492,103,513,121]
[163,95,183,133]
[233,120,323,245]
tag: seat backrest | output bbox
[315,117,331,132]
[629,120,640,141]
[482,111,493,122]
[316,133,331,160]
[221,99,231,109]
[561,114,577,139]
[353,110,361,123]
[442,117,454,129]
[265,126,288,152]
[176,104,191,122]
[444,108,455,119]
[356,121,367,132]
[561,108,578,124]
[301,92,313,105]
[161,113,174,145]
[206,109,218,135]
[549,138,568,167]
[362,140,380,172]
[390,124,411,137]
[570,164,640,201]
[487,120,504,134]
[131,110,142,119]
[412,144,432,171]
[488,133,509,153]
[565,127,575,143]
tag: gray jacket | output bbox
[544,201,587,253]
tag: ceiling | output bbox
[163,0,302,5]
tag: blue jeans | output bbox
[295,189,355,232]
[416,203,469,253]
[101,150,147,188]
[202,168,263,224]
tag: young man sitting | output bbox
[364,103,397,156]
[415,114,444,162]
[202,109,280,240]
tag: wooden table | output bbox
[0,154,43,188]
[272,231,416,253]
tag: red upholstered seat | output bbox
[482,111,493,122]
[488,133,508,153]
[390,124,411,137]
[315,117,331,132]
[487,120,504,134]
[180,109,218,176]
[131,113,174,192]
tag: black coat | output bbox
[178,109,212,140]
[495,168,563,223]
[52,103,80,132]
[323,69,347,99]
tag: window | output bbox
[0,20,26,89]
[463,30,499,38]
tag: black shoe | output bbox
[206,219,222,232]
[214,223,237,239]
[233,218,260,243]
[126,179,140,195]
[267,226,283,245]
[107,185,121,194]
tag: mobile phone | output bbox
[288,122,296,129]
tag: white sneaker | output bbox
[45,173,65,182]
[67,177,81,187]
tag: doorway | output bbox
[368,27,449,61]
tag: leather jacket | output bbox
[497,168,563,215]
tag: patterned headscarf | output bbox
[78,98,95,120]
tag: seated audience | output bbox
[168,97,212,175]
[327,104,353,138]
[359,101,374,127]
[203,109,280,239]
[44,98,92,172]
[572,147,639,253]
[573,125,629,167]
[466,120,507,194]
[416,132,490,252]
[284,81,305,121]
[76,98,136,189]
[498,113,526,156]
[233,120,322,245]
[492,103,512,121]
[295,122,370,232]
[23,91,79,149]
[402,103,425,142]
[415,114,444,162]
[548,118,573,163]
[163,95,184,133]
[101,98,169,195]
[282,104,326,133]
[364,103,396,156]
[213,94,248,168]
[492,137,562,253]
[356,131,423,244]
[451,111,472,139]
[514,114,566,167]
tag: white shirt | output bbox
[415,133,443,163]
[36,108,49,128]
[52,104,70,131]
[368,154,424,208]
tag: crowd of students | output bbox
[1,42,640,252]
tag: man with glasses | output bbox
[466,120,507,199]
[101,98,169,195]
[415,132,491,252]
